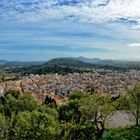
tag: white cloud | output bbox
[1,0,140,28]
[128,43,140,47]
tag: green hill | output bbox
[3,58,128,76]
[46,58,94,68]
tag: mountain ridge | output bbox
[1,57,140,70]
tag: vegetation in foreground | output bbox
[0,84,140,140]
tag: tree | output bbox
[0,113,8,139]
[58,92,115,140]
[79,95,115,140]
[0,112,16,140]
[0,93,38,117]
[102,126,140,140]
[128,84,140,126]
[13,109,60,140]
[0,90,60,139]
[18,94,37,112]
[5,90,20,99]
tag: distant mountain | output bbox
[0,59,9,65]
[2,57,140,75]
[7,58,99,75]
[45,58,127,70]
[45,58,94,68]
[1,57,140,69]
[6,61,45,67]
[32,58,126,74]
[69,57,140,69]
[69,56,101,64]
[68,57,121,65]
[0,60,45,67]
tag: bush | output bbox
[115,95,129,110]
[13,110,60,140]
[69,91,84,100]
[102,127,140,140]
[0,94,38,117]
[5,90,20,99]
[0,91,60,139]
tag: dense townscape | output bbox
[1,69,140,101]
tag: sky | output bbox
[1,0,140,61]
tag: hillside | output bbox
[1,57,135,76]
[69,56,101,64]
[45,58,94,68]
[69,57,140,70]
[0,60,45,67]
[1,57,140,71]
[2,58,88,75]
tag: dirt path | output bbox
[107,111,135,128]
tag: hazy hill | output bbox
[1,57,140,70]
[70,57,140,69]
[2,57,140,76]
[8,57,127,76]
[0,60,45,67]
[69,56,101,64]
[46,58,94,68]
[5,58,98,75]
[0,59,9,65]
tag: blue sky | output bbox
[1,0,140,61]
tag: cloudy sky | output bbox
[1,0,140,61]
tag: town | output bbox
[1,68,140,103]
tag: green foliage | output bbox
[0,93,37,117]
[127,84,140,126]
[0,91,60,140]
[69,91,84,100]
[61,122,97,140]
[59,92,87,123]
[79,95,115,122]
[17,94,38,112]
[5,90,20,99]
[0,113,8,139]
[0,112,17,140]
[58,92,116,140]
[114,95,129,110]
[13,110,60,140]
[102,130,112,140]
[58,99,81,123]
[0,90,140,139]
[115,84,140,126]
[102,127,140,140]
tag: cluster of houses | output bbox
[1,69,140,101]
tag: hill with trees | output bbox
[70,57,140,70]
[3,58,127,77]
